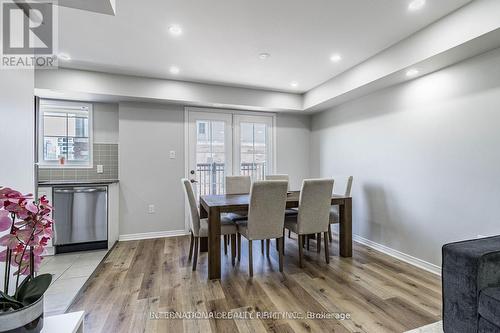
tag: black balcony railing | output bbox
[196,162,266,195]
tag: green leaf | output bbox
[0,291,24,310]
[16,274,52,306]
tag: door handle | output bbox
[190,179,198,183]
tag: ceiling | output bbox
[58,0,472,93]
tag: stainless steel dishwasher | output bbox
[53,186,108,253]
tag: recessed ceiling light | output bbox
[330,54,342,63]
[408,0,426,11]
[168,24,182,36]
[406,68,419,77]
[290,81,299,88]
[58,53,71,61]
[169,66,180,74]
[259,53,270,60]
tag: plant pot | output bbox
[0,295,44,333]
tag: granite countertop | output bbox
[38,179,119,186]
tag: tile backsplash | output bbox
[38,143,118,182]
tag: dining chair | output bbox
[328,176,353,242]
[223,175,251,255]
[264,174,294,251]
[284,179,334,268]
[235,180,288,277]
[265,174,289,190]
[181,178,239,270]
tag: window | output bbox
[39,100,93,168]
[234,115,274,180]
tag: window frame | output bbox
[233,114,274,179]
[38,99,94,169]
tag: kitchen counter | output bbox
[38,179,119,186]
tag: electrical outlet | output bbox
[169,150,176,159]
[148,204,155,214]
[97,165,104,173]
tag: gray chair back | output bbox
[345,176,354,196]
[265,174,289,190]
[297,179,334,234]
[247,180,288,240]
[226,175,251,195]
[182,178,200,236]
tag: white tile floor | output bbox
[405,321,443,333]
[39,250,107,316]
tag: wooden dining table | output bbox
[199,191,353,280]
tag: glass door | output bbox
[187,111,233,197]
[233,115,274,181]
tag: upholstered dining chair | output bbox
[284,179,334,267]
[225,175,251,222]
[328,176,353,242]
[182,178,239,270]
[265,174,289,190]
[223,175,252,255]
[236,180,288,277]
[264,174,294,251]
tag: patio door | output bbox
[187,111,233,197]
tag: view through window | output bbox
[39,100,92,167]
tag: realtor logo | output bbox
[1,0,58,68]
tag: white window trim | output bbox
[233,114,274,178]
[38,100,94,169]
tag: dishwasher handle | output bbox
[54,187,107,194]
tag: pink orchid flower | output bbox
[0,210,12,232]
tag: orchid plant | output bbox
[0,186,53,312]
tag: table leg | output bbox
[208,207,221,280]
[199,203,208,252]
[339,198,352,257]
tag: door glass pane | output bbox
[195,120,226,196]
[240,122,267,180]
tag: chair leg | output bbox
[282,230,286,255]
[317,233,321,253]
[231,234,236,266]
[188,232,194,261]
[248,240,253,277]
[288,229,291,238]
[324,232,330,264]
[328,224,332,242]
[298,235,303,268]
[192,237,199,271]
[306,236,310,251]
[261,240,264,255]
[224,235,228,255]
[279,237,284,272]
[237,233,241,261]
[266,239,270,257]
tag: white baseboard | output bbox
[119,229,189,241]
[351,234,441,276]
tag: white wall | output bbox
[119,103,186,236]
[311,48,500,267]
[93,102,119,144]
[276,114,311,190]
[118,103,311,236]
[0,69,35,292]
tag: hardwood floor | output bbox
[69,234,442,333]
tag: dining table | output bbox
[199,191,352,280]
